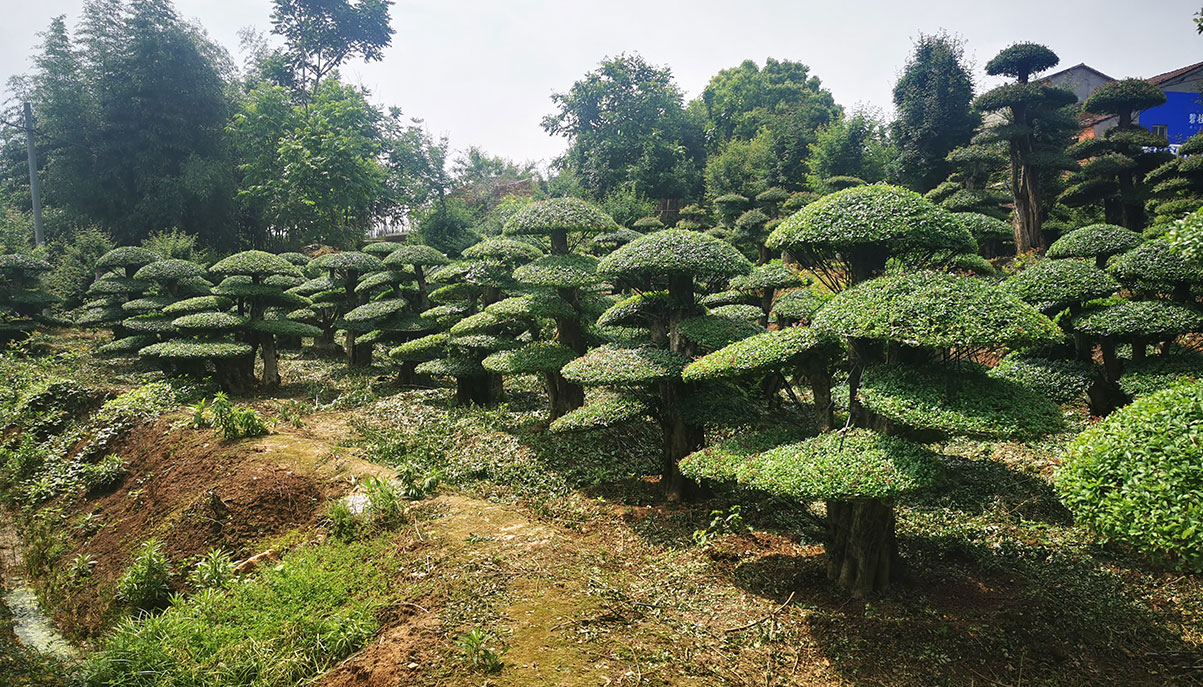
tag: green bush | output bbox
[989,352,1094,404]
[1057,380,1203,570]
[187,549,235,590]
[116,539,173,611]
[45,228,113,308]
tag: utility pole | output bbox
[23,102,44,247]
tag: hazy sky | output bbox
[2,0,1201,165]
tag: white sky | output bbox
[2,0,1201,166]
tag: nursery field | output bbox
[0,322,1200,687]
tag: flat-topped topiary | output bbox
[0,253,58,342]
[681,428,942,594]
[1109,239,1203,301]
[210,250,301,278]
[989,352,1095,404]
[561,346,690,387]
[1047,224,1144,266]
[1004,259,1119,313]
[674,314,764,353]
[814,271,1061,351]
[858,364,1064,439]
[767,184,974,289]
[600,229,752,292]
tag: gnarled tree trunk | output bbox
[826,499,898,598]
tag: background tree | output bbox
[269,0,394,98]
[542,53,704,201]
[807,110,894,192]
[1062,80,1172,230]
[0,255,57,342]
[696,58,841,192]
[9,1,235,247]
[975,43,1078,253]
[891,32,979,193]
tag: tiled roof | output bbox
[1148,60,1203,86]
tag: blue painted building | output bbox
[1059,60,1203,152]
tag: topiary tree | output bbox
[1057,380,1203,571]
[79,247,162,345]
[767,184,975,290]
[555,229,753,500]
[926,144,1011,220]
[674,204,709,231]
[1109,238,1203,303]
[713,193,749,231]
[1061,80,1171,230]
[393,238,543,405]
[381,243,450,311]
[1145,133,1203,227]
[1046,224,1145,267]
[734,208,772,263]
[117,259,213,359]
[632,216,665,232]
[956,211,1013,259]
[209,251,313,389]
[0,254,57,342]
[975,43,1078,253]
[727,260,807,325]
[683,270,1063,596]
[503,198,618,418]
[311,251,386,366]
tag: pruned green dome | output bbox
[96,246,159,270]
[210,250,301,277]
[561,346,689,386]
[1004,259,1119,311]
[767,185,973,257]
[681,428,942,501]
[1047,224,1144,261]
[512,254,601,288]
[310,251,385,273]
[503,197,617,236]
[599,229,752,283]
[814,271,1061,349]
[683,326,836,382]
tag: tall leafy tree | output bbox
[542,53,703,200]
[697,58,841,191]
[230,80,387,249]
[891,32,979,193]
[807,110,894,192]
[11,0,235,247]
[974,43,1078,254]
[270,0,394,97]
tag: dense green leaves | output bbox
[682,326,834,382]
[1057,380,1203,570]
[1047,224,1144,261]
[681,428,942,501]
[561,346,689,386]
[859,364,1064,439]
[814,272,1061,349]
[1004,259,1119,311]
[599,229,752,283]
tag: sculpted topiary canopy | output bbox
[813,271,1061,350]
[210,250,301,278]
[503,197,617,236]
[599,229,752,284]
[767,185,973,256]
[681,428,942,501]
[1047,224,1144,262]
[682,326,835,382]
[1004,259,1119,312]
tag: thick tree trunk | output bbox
[760,290,774,327]
[1099,337,1122,383]
[801,359,834,432]
[846,337,878,428]
[658,379,705,501]
[456,376,490,405]
[414,266,429,311]
[345,333,373,367]
[757,243,770,265]
[260,336,280,389]
[826,498,898,597]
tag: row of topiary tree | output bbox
[59,185,1203,597]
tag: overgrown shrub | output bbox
[1057,380,1203,570]
[45,228,113,308]
[116,539,173,612]
[187,549,235,590]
